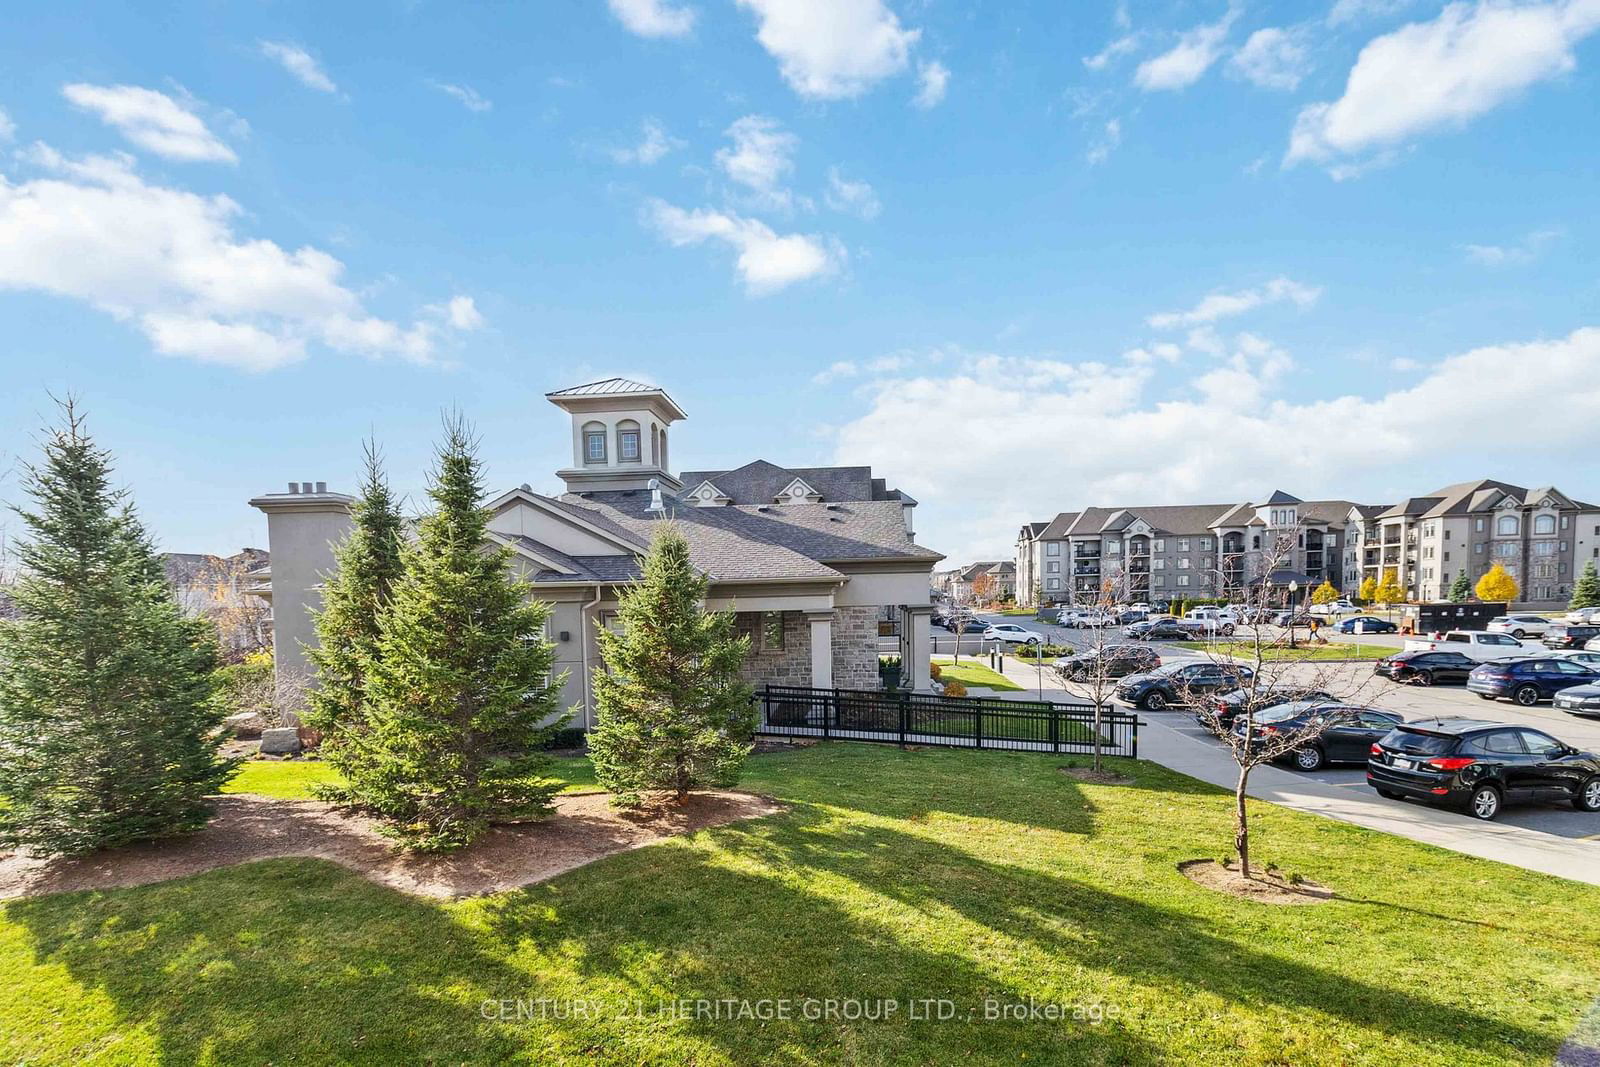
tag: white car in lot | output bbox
[982,623,1044,645]
[1557,649,1600,670]
[1074,611,1118,628]
[1487,614,1554,639]
[1566,606,1600,625]
[1403,630,1527,661]
[1309,599,1359,616]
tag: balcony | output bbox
[1073,546,1102,559]
[1073,564,1100,576]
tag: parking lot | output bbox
[951,611,1600,848]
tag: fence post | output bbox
[898,691,908,748]
[1049,704,1059,753]
[975,703,983,750]
[1131,712,1138,760]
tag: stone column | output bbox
[805,610,833,689]
[903,606,932,690]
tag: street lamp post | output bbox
[1287,580,1299,649]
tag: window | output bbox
[1200,537,1213,550]
[1046,577,1060,590]
[1177,538,1190,552]
[1046,542,1061,556]
[761,612,785,650]
[1534,514,1556,535]
[1153,539,1165,552]
[1177,575,1190,587]
[1152,574,1165,586]
[1533,540,1557,556]
[1178,557,1191,569]
[1496,515,1519,536]
[1475,518,1485,532]
[583,424,607,463]
[1152,558,1165,570]
[1460,731,1526,756]
[618,421,641,462]
[1493,542,1518,558]
[1046,561,1059,573]
[1475,543,1484,554]
[1107,541,1120,555]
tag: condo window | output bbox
[1046,542,1061,556]
[584,429,607,463]
[762,612,785,650]
[619,428,641,462]
[1534,514,1557,535]
[1496,515,1518,536]
[1046,561,1059,573]
[1046,578,1060,590]
[1177,575,1190,587]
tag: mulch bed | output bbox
[0,790,783,901]
[1059,766,1137,786]
[1177,859,1333,905]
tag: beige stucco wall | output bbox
[262,504,353,682]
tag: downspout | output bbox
[580,583,604,730]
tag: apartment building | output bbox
[1015,490,1359,606]
[1344,479,1600,604]
[1019,478,1600,609]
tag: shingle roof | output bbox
[677,461,908,506]
[1098,503,1238,534]
[533,487,941,585]
[1038,511,1080,539]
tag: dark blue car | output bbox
[1334,615,1397,635]
[1467,658,1600,706]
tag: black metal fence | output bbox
[756,685,1138,757]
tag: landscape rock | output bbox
[258,727,303,756]
[223,711,266,739]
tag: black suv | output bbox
[1368,718,1600,819]
[1114,662,1253,711]
[1054,644,1160,681]
[1373,650,1478,686]
[1543,624,1600,650]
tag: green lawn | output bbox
[930,657,1024,691]
[1173,640,1394,662]
[3,744,1598,1064]
[221,754,598,800]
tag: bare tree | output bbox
[1179,529,1386,879]
[1053,572,1134,774]
[217,655,312,729]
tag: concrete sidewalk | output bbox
[977,652,1600,886]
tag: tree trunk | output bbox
[1091,687,1104,774]
[1234,764,1252,879]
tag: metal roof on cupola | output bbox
[545,377,688,420]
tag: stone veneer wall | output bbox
[831,605,882,690]
[738,610,811,688]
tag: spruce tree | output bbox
[588,526,757,807]
[0,400,234,857]
[1448,571,1472,603]
[351,415,569,851]
[305,441,404,785]
[1570,561,1600,611]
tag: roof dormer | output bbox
[775,477,822,504]
[687,479,732,506]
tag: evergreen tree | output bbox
[305,441,405,784]
[1570,561,1600,611]
[350,415,570,851]
[0,400,234,857]
[1476,563,1518,605]
[1448,571,1472,603]
[588,526,756,807]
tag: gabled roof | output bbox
[676,461,911,507]
[1038,511,1080,539]
[1379,496,1443,519]
[1264,489,1302,505]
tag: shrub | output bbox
[929,662,942,680]
[941,679,967,698]
[1012,643,1070,660]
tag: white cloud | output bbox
[1087,118,1122,165]
[1228,27,1310,90]
[824,167,881,219]
[61,84,236,163]
[1390,355,1423,371]
[443,295,484,330]
[608,0,697,38]
[429,80,491,112]
[716,115,798,206]
[813,352,915,383]
[0,107,15,142]
[0,146,465,371]
[812,360,860,384]
[1288,0,1600,168]
[1460,227,1562,265]
[1084,34,1140,71]
[828,327,1600,562]
[610,118,684,165]
[735,0,919,99]
[1134,9,1239,91]
[646,199,841,295]
[1148,277,1322,329]
[1122,341,1183,365]
[258,41,339,94]
[914,60,949,108]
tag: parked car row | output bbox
[1374,649,1600,713]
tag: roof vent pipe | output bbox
[646,478,665,514]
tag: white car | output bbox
[983,623,1044,645]
[1075,611,1118,628]
[1565,606,1600,625]
[1588,636,1600,652]
[1309,599,1359,616]
[1556,649,1600,670]
[1486,614,1554,639]
[1403,630,1527,661]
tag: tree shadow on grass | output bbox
[2,858,553,1065]
[475,798,1569,1064]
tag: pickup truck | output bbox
[1180,608,1238,636]
[1402,630,1528,661]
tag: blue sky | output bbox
[2,0,1598,567]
